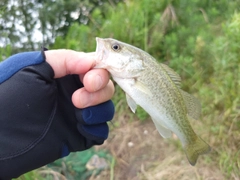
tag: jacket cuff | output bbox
[0,51,45,84]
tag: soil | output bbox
[92,114,226,180]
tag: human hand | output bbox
[45,49,114,108]
[0,49,115,179]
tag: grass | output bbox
[110,157,116,180]
[11,2,240,180]
[14,170,44,180]
[103,12,240,179]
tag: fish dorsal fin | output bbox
[160,63,182,88]
[180,89,202,120]
[151,117,172,138]
[126,93,137,113]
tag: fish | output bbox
[94,37,211,166]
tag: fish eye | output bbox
[111,43,121,51]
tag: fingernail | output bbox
[95,75,103,91]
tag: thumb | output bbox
[44,50,96,78]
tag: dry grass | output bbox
[38,169,67,180]
[18,108,239,180]
[90,112,230,180]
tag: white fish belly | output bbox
[114,77,175,130]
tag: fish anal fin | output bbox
[151,117,172,138]
[180,89,202,120]
[184,137,211,166]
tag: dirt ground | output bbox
[92,113,228,180]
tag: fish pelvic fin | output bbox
[184,137,211,166]
[126,93,137,113]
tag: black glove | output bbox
[0,51,114,179]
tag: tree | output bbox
[0,0,123,52]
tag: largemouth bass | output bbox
[94,37,211,165]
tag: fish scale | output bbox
[94,37,211,165]
[140,60,186,129]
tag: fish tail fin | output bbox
[184,137,211,166]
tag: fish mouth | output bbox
[95,37,102,53]
[95,37,106,68]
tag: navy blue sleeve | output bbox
[0,51,44,84]
[0,51,114,179]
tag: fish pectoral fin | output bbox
[184,136,211,166]
[151,117,172,138]
[180,90,202,120]
[126,93,137,113]
[134,80,153,97]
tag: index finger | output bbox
[45,50,96,78]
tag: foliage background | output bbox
[1,0,240,179]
